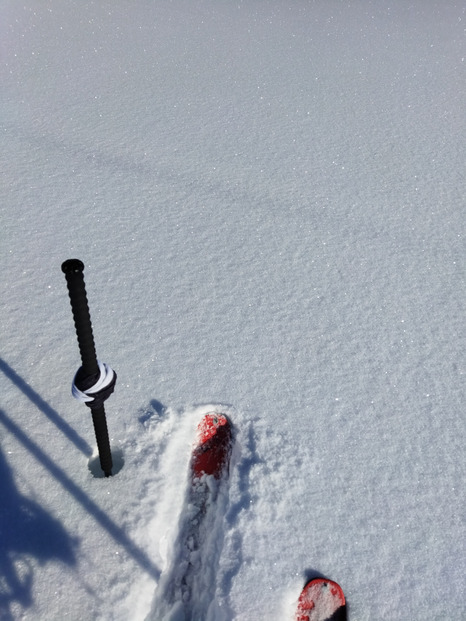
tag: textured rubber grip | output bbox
[62,259,99,377]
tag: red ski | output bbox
[296,578,346,621]
[190,412,233,480]
[150,412,234,619]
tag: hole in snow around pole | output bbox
[88,447,124,478]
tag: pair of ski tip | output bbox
[192,414,346,620]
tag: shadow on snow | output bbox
[0,440,77,619]
[0,357,92,457]
[0,358,161,617]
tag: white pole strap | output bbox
[72,361,115,403]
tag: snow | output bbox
[1,0,465,619]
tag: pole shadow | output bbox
[0,357,92,457]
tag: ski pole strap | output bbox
[72,361,117,408]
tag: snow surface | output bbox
[1,1,465,619]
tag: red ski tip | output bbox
[296,578,346,621]
[191,413,233,479]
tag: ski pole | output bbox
[61,259,115,477]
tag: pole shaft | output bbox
[92,406,113,477]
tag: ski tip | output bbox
[296,578,346,621]
[191,413,233,479]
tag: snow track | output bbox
[135,404,238,621]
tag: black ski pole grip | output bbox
[61,259,99,377]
